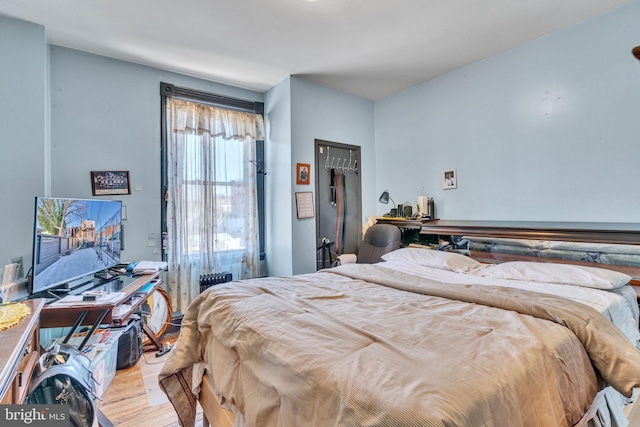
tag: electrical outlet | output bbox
[148,240,155,247]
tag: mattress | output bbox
[376,260,640,345]
[375,260,640,427]
[160,261,640,427]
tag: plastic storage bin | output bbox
[62,329,123,397]
[90,330,122,397]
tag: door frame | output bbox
[314,139,362,266]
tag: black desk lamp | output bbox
[378,190,395,208]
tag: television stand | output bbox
[34,271,169,426]
[95,271,120,284]
[32,278,94,302]
[38,272,166,350]
[45,288,70,301]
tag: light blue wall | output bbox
[264,77,294,277]
[0,17,48,271]
[0,25,378,280]
[264,77,375,276]
[290,77,375,274]
[0,29,264,276]
[49,46,264,263]
[374,0,640,222]
[4,0,640,283]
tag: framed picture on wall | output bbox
[296,163,310,185]
[442,169,457,190]
[295,191,315,219]
[91,171,131,195]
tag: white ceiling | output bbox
[0,0,630,100]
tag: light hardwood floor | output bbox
[98,335,203,427]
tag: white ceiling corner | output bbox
[0,0,631,100]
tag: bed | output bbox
[159,221,640,427]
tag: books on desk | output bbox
[132,260,168,274]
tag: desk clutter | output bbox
[47,291,127,308]
[48,328,122,362]
[397,196,434,219]
[128,260,168,275]
[27,269,167,417]
[381,193,435,219]
[44,317,143,397]
[43,328,122,399]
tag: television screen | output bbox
[31,197,122,294]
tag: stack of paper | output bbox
[48,292,127,307]
[132,260,168,274]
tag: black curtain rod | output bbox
[160,82,264,115]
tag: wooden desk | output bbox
[375,218,425,229]
[0,299,45,404]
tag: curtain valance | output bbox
[169,98,265,140]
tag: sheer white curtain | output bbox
[165,98,264,313]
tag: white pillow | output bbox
[381,248,482,273]
[475,261,631,290]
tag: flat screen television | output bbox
[30,197,123,294]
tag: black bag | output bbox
[26,343,97,427]
[114,316,143,370]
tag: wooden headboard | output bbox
[420,220,640,286]
[420,220,640,244]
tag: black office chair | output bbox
[355,224,402,264]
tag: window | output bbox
[160,83,265,312]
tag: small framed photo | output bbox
[295,191,315,219]
[442,169,457,190]
[91,171,131,196]
[296,163,310,185]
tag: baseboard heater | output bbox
[199,272,233,293]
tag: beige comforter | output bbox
[159,264,640,427]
